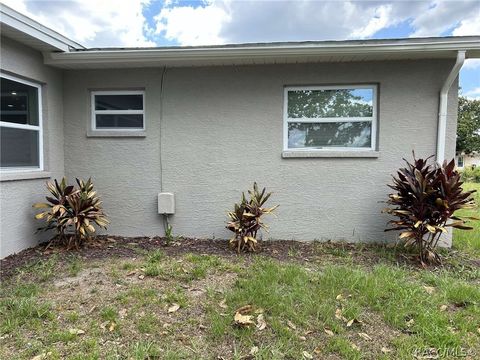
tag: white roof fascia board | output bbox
[0,3,84,51]
[43,37,480,67]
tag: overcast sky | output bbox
[3,0,479,98]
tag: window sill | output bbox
[282,150,380,158]
[0,171,51,182]
[87,130,146,138]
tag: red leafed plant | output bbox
[384,154,477,265]
[33,177,109,249]
[226,183,278,253]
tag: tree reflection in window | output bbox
[288,122,371,148]
[287,88,373,118]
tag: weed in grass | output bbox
[116,286,160,307]
[144,263,163,277]
[163,287,188,308]
[129,341,161,360]
[325,336,362,360]
[0,297,54,333]
[9,282,39,298]
[184,253,225,281]
[66,311,80,323]
[100,306,118,322]
[121,262,136,271]
[67,255,82,277]
[48,329,78,344]
[18,255,58,282]
[136,313,159,333]
[148,250,165,263]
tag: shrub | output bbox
[33,177,109,248]
[384,154,477,265]
[226,182,278,253]
[460,166,480,183]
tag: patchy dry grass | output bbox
[1,242,479,359]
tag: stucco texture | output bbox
[62,59,458,244]
[0,37,65,258]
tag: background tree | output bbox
[457,97,480,154]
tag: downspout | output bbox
[436,50,465,164]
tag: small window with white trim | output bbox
[91,90,145,130]
[1,73,43,171]
[284,85,377,151]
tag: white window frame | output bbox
[283,84,378,152]
[91,90,145,131]
[0,72,43,173]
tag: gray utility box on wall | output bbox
[158,192,175,214]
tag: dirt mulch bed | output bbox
[0,236,398,280]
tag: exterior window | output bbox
[91,90,145,130]
[457,156,464,168]
[284,85,377,151]
[0,73,42,171]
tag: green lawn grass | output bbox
[453,182,480,255]
[1,241,479,360]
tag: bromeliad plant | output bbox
[33,177,109,248]
[226,183,278,253]
[384,154,477,265]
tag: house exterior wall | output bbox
[63,59,458,244]
[0,36,65,258]
[456,154,480,169]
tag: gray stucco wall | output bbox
[63,59,458,244]
[0,37,65,258]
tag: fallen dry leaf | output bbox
[336,294,343,300]
[303,351,313,359]
[351,343,360,351]
[423,286,435,294]
[168,304,180,313]
[324,327,334,336]
[299,336,307,341]
[109,322,116,332]
[304,330,314,336]
[68,328,85,335]
[235,305,253,314]
[406,318,415,327]
[138,274,145,280]
[314,347,322,355]
[358,332,372,341]
[31,352,52,360]
[219,299,228,309]
[256,314,267,331]
[381,347,391,354]
[287,320,297,330]
[335,308,343,320]
[234,312,254,326]
[126,270,136,276]
[346,318,362,327]
[250,346,259,356]
[335,308,348,322]
[439,305,448,312]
